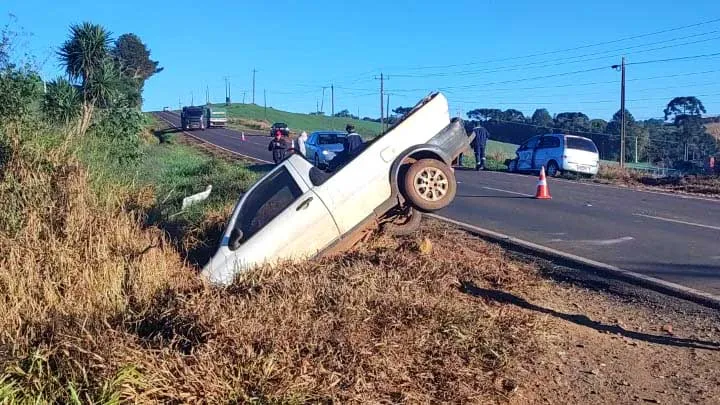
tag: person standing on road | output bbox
[469,125,490,171]
[297,131,308,156]
[268,130,288,164]
[345,124,364,158]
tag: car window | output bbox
[318,134,344,145]
[566,137,598,153]
[233,167,303,245]
[538,136,560,149]
[522,137,539,150]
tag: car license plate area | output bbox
[577,165,590,172]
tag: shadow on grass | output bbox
[153,127,181,144]
[461,281,720,351]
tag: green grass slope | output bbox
[216,103,518,155]
[217,103,383,136]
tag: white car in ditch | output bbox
[202,93,473,285]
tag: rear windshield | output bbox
[318,134,345,145]
[566,137,598,153]
[273,123,287,127]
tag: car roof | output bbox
[310,131,347,136]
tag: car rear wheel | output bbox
[382,207,422,236]
[402,159,457,212]
[508,159,518,173]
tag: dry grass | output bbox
[706,122,720,141]
[0,125,545,403]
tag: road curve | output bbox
[153,111,720,296]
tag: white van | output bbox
[508,134,599,176]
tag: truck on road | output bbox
[181,106,205,131]
[206,107,228,128]
[202,92,473,285]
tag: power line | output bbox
[386,17,720,72]
[626,52,720,65]
[391,32,720,78]
[389,52,720,92]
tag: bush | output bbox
[89,107,146,163]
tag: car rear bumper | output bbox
[562,161,598,175]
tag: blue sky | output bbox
[5,0,720,120]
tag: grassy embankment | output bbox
[2,116,719,403]
[0,116,539,403]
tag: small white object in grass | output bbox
[182,185,212,209]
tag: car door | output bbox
[517,136,539,170]
[201,158,340,285]
[305,133,317,162]
[534,135,553,170]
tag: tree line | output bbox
[457,98,716,169]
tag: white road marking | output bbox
[548,236,634,246]
[427,213,720,305]
[483,170,720,203]
[482,186,534,197]
[633,213,720,231]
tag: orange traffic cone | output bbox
[535,166,552,199]
[241,132,246,141]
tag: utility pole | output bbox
[252,69,257,104]
[178,96,181,110]
[620,57,626,168]
[612,58,626,168]
[242,91,246,104]
[206,85,210,105]
[227,79,231,105]
[374,73,388,130]
[320,86,327,114]
[635,136,638,163]
[331,84,335,118]
[191,91,194,106]
[264,89,267,120]
[386,93,390,131]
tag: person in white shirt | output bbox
[298,131,308,156]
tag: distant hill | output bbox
[214,103,383,137]
[212,103,519,159]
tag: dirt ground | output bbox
[490,251,720,404]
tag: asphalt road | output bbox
[154,111,720,296]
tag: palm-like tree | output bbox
[58,22,114,134]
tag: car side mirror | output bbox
[229,228,243,251]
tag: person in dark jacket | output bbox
[345,124,364,157]
[459,125,490,170]
[268,130,287,164]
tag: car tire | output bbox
[313,154,321,168]
[402,159,457,212]
[383,208,422,236]
[508,159,518,173]
[546,161,560,177]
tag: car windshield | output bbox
[317,134,345,145]
[273,123,287,128]
[211,112,225,117]
[566,137,598,153]
[185,109,203,117]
